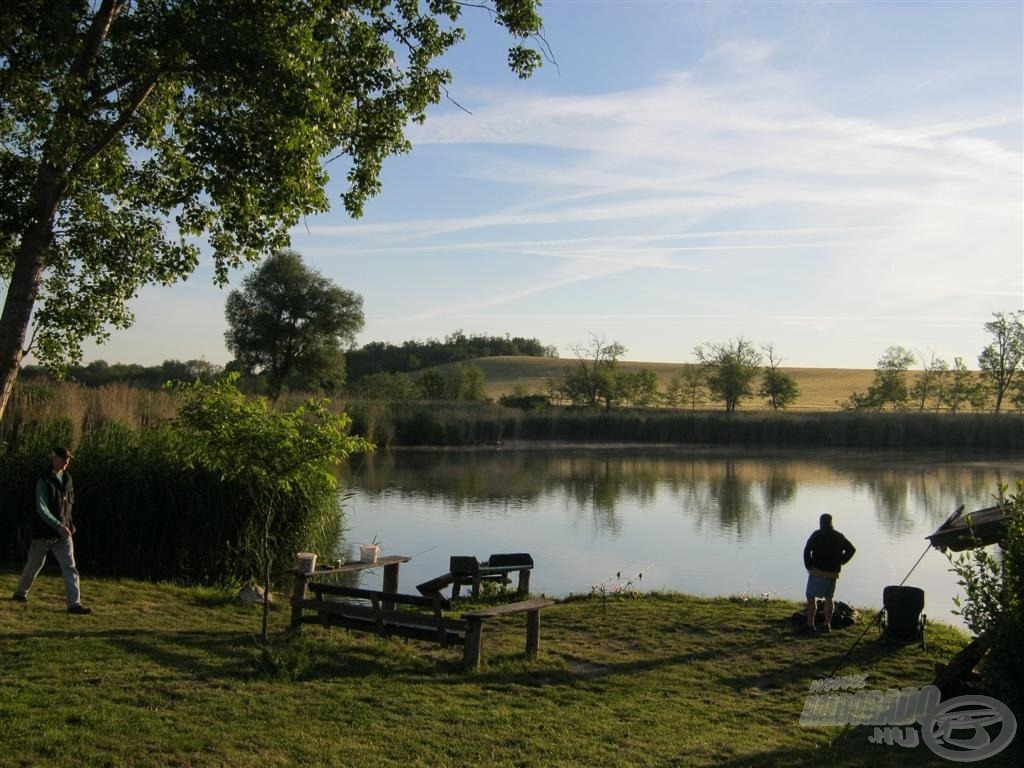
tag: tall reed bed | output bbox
[344,400,1024,450]
[1,395,342,587]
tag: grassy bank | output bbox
[1,572,1016,767]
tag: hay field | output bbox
[469,356,911,411]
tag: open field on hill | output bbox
[469,357,907,411]
[3,570,1012,768]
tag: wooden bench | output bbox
[417,553,534,600]
[290,574,554,671]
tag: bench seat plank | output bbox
[462,598,554,619]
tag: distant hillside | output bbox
[462,356,886,411]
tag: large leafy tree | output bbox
[225,249,362,400]
[0,0,545,423]
[978,310,1024,414]
[695,338,763,412]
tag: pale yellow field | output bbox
[468,356,926,411]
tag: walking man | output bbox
[11,446,92,614]
[802,513,854,633]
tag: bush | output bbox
[947,485,1024,717]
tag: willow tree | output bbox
[0,0,545,423]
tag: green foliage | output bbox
[350,371,418,400]
[225,249,364,400]
[556,335,625,409]
[0,0,545,422]
[415,369,449,400]
[615,368,659,407]
[937,356,987,411]
[171,374,373,639]
[978,310,1024,414]
[346,330,553,383]
[910,353,950,412]
[22,359,223,389]
[171,374,371,493]
[0,420,345,585]
[445,362,488,401]
[664,364,706,409]
[695,338,763,412]
[947,485,1024,715]
[499,392,551,411]
[847,345,916,410]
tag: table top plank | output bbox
[292,554,410,577]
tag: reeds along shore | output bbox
[0,384,339,586]
[2,382,1022,587]
[344,400,1024,450]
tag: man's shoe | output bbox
[11,592,27,603]
[822,624,832,634]
[67,604,92,615]
[799,624,817,635]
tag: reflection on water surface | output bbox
[340,447,1024,626]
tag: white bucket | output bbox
[295,552,317,573]
[359,544,379,564]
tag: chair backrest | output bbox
[485,553,533,569]
[882,585,925,638]
[450,555,479,576]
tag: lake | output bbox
[338,445,1024,627]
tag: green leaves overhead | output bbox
[0,0,545,386]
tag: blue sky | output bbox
[82,0,1023,369]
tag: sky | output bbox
[78,0,1023,370]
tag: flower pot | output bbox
[295,552,317,574]
[359,544,379,563]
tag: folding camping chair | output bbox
[878,585,926,649]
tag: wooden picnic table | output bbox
[290,554,410,626]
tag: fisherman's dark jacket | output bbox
[803,527,856,575]
[31,470,75,539]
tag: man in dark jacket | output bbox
[11,447,92,614]
[802,513,855,633]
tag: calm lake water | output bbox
[338,445,1024,627]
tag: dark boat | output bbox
[926,504,1010,552]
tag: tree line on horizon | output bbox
[14,247,1024,416]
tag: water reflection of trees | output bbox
[342,450,1024,538]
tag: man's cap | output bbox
[53,446,73,459]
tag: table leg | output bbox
[382,563,400,610]
[290,572,309,630]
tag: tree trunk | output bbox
[0,166,67,424]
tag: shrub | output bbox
[947,485,1024,716]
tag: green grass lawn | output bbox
[1,570,1018,767]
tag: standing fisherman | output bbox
[802,513,855,633]
[11,447,92,614]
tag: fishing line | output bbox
[408,543,440,560]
